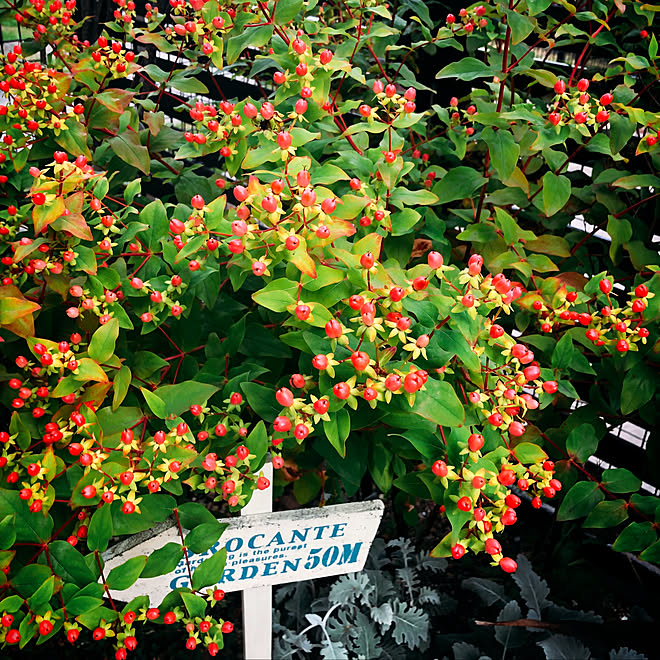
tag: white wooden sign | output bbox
[103,460,383,660]
[102,499,384,602]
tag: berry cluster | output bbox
[14,0,77,40]
[526,277,652,354]
[548,78,614,129]
[446,5,490,33]
[432,451,560,572]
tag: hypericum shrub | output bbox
[0,0,658,656]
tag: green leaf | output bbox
[153,381,219,417]
[542,172,571,217]
[601,468,641,494]
[412,379,464,427]
[323,408,351,457]
[177,502,218,529]
[494,207,536,244]
[72,358,108,383]
[609,112,636,154]
[226,25,273,64]
[512,443,548,464]
[111,494,176,535]
[240,382,280,422]
[28,575,55,611]
[552,333,574,369]
[505,9,535,44]
[88,318,119,364]
[66,594,104,616]
[389,188,438,207]
[436,57,496,81]
[611,174,660,190]
[434,167,486,204]
[0,595,26,613]
[565,423,600,462]
[252,278,298,312]
[186,521,228,554]
[87,504,113,552]
[181,591,207,619]
[106,556,147,591]
[140,387,167,418]
[0,490,53,543]
[48,540,97,587]
[620,364,657,414]
[527,0,552,14]
[246,421,269,471]
[141,543,184,578]
[192,548,227,590]
[481,127,519,180]
[525,235,570,257]
[583,500,629,528]
[109,131,150,174]
[293,472,322,504]
[112,365,131,411]
[556,482,604,521]
[612,522,656,552]
[0,514,16,550]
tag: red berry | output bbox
[457,497,472,512]
[485,538,502,555]
[498,469,516,486]
[432,460,448,477]
[333,382,350,399]
[468,433,484,452]
[451,543,465,559]
[276,387,294,407]
[500,557,517,573]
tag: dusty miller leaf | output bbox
[416,552,448,573]
[538,635,591,660]
[328,573,374,607]
[320,639,349,660]
[349,611,382,659]
[512,554,551,616]
[495,600,527,649]
[417,586,442,605]
[390,599,429,650]
[609,649,647,660]
[546,604,602,624]
[395,566,419,599]
[370,602,394,631]
[452,641,486,660]
[365,569,396,605]
[462,577,507,605]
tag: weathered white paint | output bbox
[102,499,384,604]
[241,460,273,660]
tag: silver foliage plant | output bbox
[274,540,649,660]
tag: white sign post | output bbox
[102,472,384,660]
[240,459,273,660]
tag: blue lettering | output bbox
[219,568,235,583]
[322,545,339,567]
[330,523,347,538]
[263,562,278,576]
[248,534,265,549]
[239,565,258,580]
[225,538,242,553]
[282,559,300,573]
[291,528,310,543]
[313,525,330,540]
[266,532,284,547]
[339,542,362,565]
